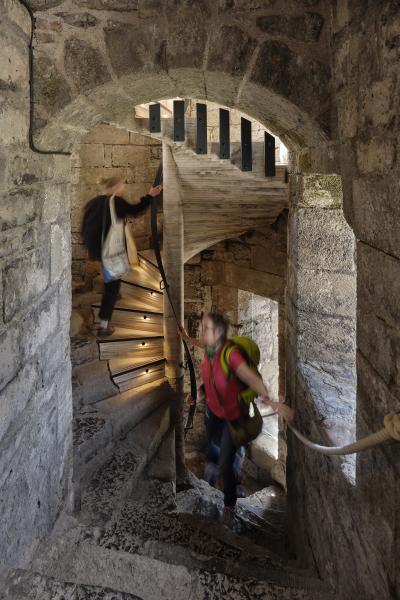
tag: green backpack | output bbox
[220,336,260,402]
[219,336,263,447]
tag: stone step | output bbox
[92,305,164,335]
[133,115,288,182]
[175,477,287,553]
[73,350,165,400]
[78,402,171,526]
[73,379,170,497]
[74,358,118,406]
[30,519,333,600]
[1,569,143,600]
[173,145,288,187]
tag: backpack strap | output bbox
[220,340,260,411]
[220,341,245,378]
[101,195,110,248]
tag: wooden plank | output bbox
[173,100,185,142]
[196,103,207,154]
[149,103,161,133]
[219,108,230,159]
[241,117,252,171]
[264,131,276,177]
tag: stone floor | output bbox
[3,571,143,600]
[2,424,334,600]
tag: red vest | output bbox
[201,342,245,421]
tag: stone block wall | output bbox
[237,291,279,399]
[286,173,361,595]
[287,174,356,372]
[70,124,161,279]
[184,218,287,388]
[286,3,400,597]
[0,0,72,573]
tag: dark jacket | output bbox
[81,194,151,261]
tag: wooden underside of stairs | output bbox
[129,112,290,260]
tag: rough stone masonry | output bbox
[0,0,72,574]
[0,1,399,598]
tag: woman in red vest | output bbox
[179,311,293,527]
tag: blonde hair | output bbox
[99,175,124,191]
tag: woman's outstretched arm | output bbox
[178,326,206,349]
[235,362,294,421]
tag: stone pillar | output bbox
[162,142,186,481]
[277,301,286,399]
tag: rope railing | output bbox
[287,413,400,455]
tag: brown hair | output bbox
[99,175,124,190]
[205,310,230,340]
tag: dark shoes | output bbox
[97,326,115,337]
[222,506,235,528]
[204,462,219,487]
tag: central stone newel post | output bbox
[162,142,186,481]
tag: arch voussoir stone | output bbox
[27,3,331,152]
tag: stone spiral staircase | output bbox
[71,250,170,509]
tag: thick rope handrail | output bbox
[287,413,400,455]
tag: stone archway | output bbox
[26,0,331,153]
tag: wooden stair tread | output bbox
[120,280,163,295]
[98,335,164,361]
[92,304,163,316]
[109,355,165,376]
[98,333,164,343]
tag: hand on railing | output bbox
[261,394,294,422]
[177,325,190,342]
[148,184,163,197]
[178,326,206,349]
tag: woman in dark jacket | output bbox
[82,176,162,336]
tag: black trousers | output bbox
[99,279,121,321]
[205,407,238,508]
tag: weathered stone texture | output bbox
[73,0,138,10]
[104,21,165,77]
[33,56,72,116]
[27,0,65,10]
[0,1,72,574]
[64,37,111,92]
[3,250,50,322]
[287,3,400,597]
[208,26,257,77]
[251,40,330,125]
[287,174,356,366]
[165,6,207,70]
[56,12,99,28]
[256,12,324,43]
[1,1,398,598]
